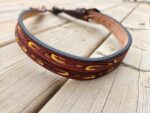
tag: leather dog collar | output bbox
[15,7,132,80]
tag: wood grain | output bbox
[123,3,150,30]
[40,66,139,113]
[137,71,150,113]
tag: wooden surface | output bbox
[0,0,150,113]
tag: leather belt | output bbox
[15,6,132,80]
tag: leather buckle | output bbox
[52,7,100,21]
[29,6,100,21]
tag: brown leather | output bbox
[15,7,132,80]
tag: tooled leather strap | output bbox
[15,7,132,80]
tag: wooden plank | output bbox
[129,30,150,51]
[97,66,139,113]
[93,30,150,71]
[0,1,119,47]
[137,71,150,113]
[0,3,29,13]
[39,3,140,113]
[0,13,68,47]
[0,11,20,23]
[123,3,150,30]
[0,60,66,113]
[0,1,119,21]
[39,66,139,113]
[91,3,150,71]
[0,1,119,11]
[0,2,124,112]
[102,2,137,21]
[39,67,117,113]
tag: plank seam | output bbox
[87,78,106,113]
[135,70,140,113]
[19,76,65,113]
[58,82,87,113]
[100,67,119,113]
[94,48,150,72]
[126,27,150,30]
